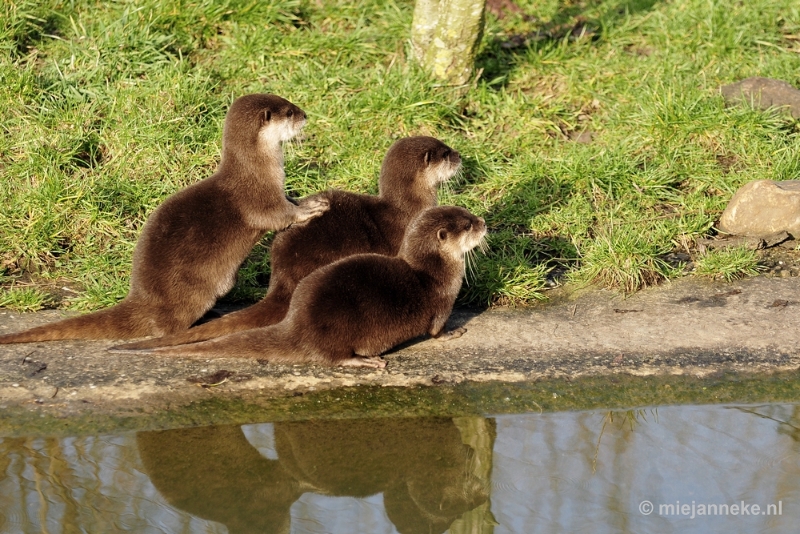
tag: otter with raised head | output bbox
[0,93,328,343]
[120,206,486,367]
[113,136,461,351]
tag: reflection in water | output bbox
[137,417,493,534]
[0,434,223,533]
[1,405,800,533]
[491,405,800,533]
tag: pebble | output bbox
[720,77,800,119]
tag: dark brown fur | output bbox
[116,206,486,367]
[0,94,328,343]
[113,136,460,351]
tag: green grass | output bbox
[0,285,55,312]
[694,246,761,281]
[1,0,799,311]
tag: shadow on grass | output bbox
[460,170,578,306]
[477,0,663,89]
[5,4,67,58]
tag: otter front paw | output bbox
[339,356,387,369]
[294,196,330,223]
[434,327,467,342]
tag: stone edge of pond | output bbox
[2,274,800,436]
[3,367,800,438]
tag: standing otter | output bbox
[0,93,328,343]
[117,206,486,367]
[113,136,461,351]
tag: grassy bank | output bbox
[1,0,799,311]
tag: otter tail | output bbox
[0,301,145,343]
[109,291,291,352]
[124,323,313,363]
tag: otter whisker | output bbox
[285,136,302,158]
[470,249,479,278]
[479,235,489,254]
[463,249,478,285]
[440,179,456,202]
[453,165,466,187]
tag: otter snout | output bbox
[291,105,307,130]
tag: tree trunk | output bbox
[411,0,486,85]
[449,416,497,533]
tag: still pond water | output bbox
[2,403,799,533]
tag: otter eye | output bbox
[263,110,272,122]
[443,150,450,158]
[287,109,294,117]
[424,151,431,164]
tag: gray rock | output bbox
[720,77,800,119]
[719,180,800,238]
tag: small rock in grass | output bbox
[720,77,800,118]
[569,130,594,144]
[719,180,800,238]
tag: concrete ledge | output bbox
[0,276,798,423]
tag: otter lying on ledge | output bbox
[110,206,487,368]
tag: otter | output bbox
[112,135,461,351]
[115,206,486,367]
[0,93,328,343]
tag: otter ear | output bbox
[437,228,448,242]
[262,109,272,123]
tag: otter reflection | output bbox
[137,417,493,534]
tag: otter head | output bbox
[222,93,306,162]
[379,136,462,207]
[400,206,487,267]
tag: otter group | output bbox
[0,93,485,368]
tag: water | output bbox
[2,404,799,533]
